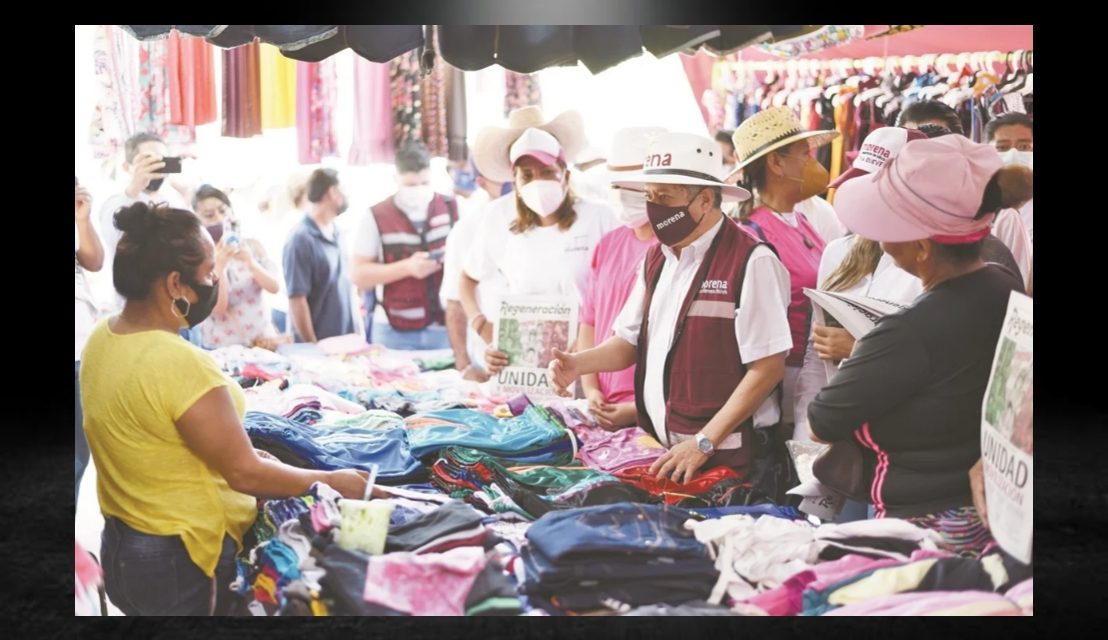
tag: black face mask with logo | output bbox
[645,188,706,246]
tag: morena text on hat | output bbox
[644,153,674,168]
[860,142,892,161]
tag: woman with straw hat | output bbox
[725,107,839,434]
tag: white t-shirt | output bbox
[75,226,98,362]
[441,196,507,372]
[992,207,1032,287]
[1019,199,1033,243]
[795,196,845,243]
[613,217,794,444]
[96,188,188,314]
[792,234,924,441]
[463,195,617,317]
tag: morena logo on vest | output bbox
[700,280,729,295]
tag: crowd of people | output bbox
[75,96,1032,615]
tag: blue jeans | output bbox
[833,498,872,524]
[373,321,450,351]
[75,361,88,502]
[271,309,288,335]
[525,503,709,563]
[101,517,238,616]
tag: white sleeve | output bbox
[97,194,134,263]
[992,208,1032,286]
[352,210,383,261]
[440,217,473,303]
[736,247,793,364]
[612,262,648,347]
[462,212,499,283]
[797,196,845,244]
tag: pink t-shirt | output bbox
[579,226,658,404]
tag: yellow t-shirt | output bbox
[80,319,257,577]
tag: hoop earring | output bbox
[172,297,190,319]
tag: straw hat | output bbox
[724,107,840,184]
[472,106,586,183]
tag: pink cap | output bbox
[834,135,1004,243]
[830,127,928,189]
[509,127,566,168]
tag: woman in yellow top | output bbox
[81,201,378,616]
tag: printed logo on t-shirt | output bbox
[564,235,591,254]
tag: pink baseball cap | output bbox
[829,127,928,189]
[834,135,1004,243]
[509,127,566,169]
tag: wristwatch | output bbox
[695,433,715,455]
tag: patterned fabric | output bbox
[390,51,424,149]
[865,25,926,40]
[420,29,448,157]
[504,71,541,118]
[137,36,197,146]
[904,506,995,558]
[200,246,276,349]
[296,59,339,163]
[90,25,140,161]
[758,25,865,59]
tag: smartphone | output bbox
[161,156,183,174]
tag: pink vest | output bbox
[744,207,826,367]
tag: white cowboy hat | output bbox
[612,132,752,202]
[723,106,840,184]
[473,106,586,183]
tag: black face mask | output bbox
[146,178,165,193]
[174,277,220,328]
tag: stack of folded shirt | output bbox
[520,503,719,613]
[385,500,492,555]
[430,446,650,520]
[404,405,577,465]
[615,464,752,508]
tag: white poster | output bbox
[981,291,1033,564]
[492,295,578,402]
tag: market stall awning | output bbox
[119,25,827,74]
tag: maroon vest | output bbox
[633,219,766,475]
[371,194,458,330]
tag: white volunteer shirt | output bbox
[795,195,845,243]
[613,217,793,448]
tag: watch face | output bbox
[698,436,712,453]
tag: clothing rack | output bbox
[722,50,1033,80]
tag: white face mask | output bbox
[999,149,1033,170]
[519,179,566,217]
[395,185,435,213]
[612,188,650,229]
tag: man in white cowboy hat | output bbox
[549,132,794,485]
[576,126,667,430]
[460,108,617,375]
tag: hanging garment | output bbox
[296,60,339,163]
[445,65,468,162]
[421,30,448,157]
[503,71,542,117]
[390,50,424,149]
[90,25,140,161]
[350,57,396,165]
[222,43,262,138]
[259,43,297,129]
[167,30,217,127]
